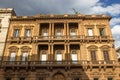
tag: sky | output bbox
[0,0,120,48]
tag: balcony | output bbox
[2,60,116,67]
[8,35,112,43]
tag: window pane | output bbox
[108,78,113,80]
[42,52,46,61]
[72,78,79,80]
[103,51,110,63]
[6,77,11,80]
[22,52,28,61]
[20,77,25,80]
[99,28,104,36]
[72,51,77,61]
[10,52,16,61]
[90,51,96,61]
[94,78,99,80]
[57,54,62,61]
[26,29,31,37]
[88,28,93,36]
[14,29,19,37]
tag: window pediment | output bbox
[87,45,98,50]
[21,46,31,52]
[100,45,110,50]
[9,46,19,51]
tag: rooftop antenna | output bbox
[72,8,79,14]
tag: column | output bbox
[48,44,51,61]
[68,44,70,61]
[51,23,54,36]
[66,23,69,36]
[65,44,67,61]
[38,23,41,36]
[51,44,54,61]
[64,22,67,36]
[32,44,38,61]
[49,23,52,37]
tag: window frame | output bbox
[13,29,20,38]
[25,29,31,37]
[56,50,62,61]
[41,51,47,61]
[88,28,93,36]
[9,52,16,61]
[99,28,105,36]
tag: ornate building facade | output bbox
[0,8,16,60]
[1,13,120,80]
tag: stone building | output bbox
[1,13,120,80]
[0,8,16,60]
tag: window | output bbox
[41,51,47,61]
[19,77,25,80]
[14,29,20,37]
[108,78,113,80]
[42,29,48,37]
[25,29,31,37]
[90,51,97,61]
[56,50,62,61]
[99,28,104,36]
[103,50,110,63]
[71,51,78,61]
[6,77,11,80]
[10,52,16,61]
[88,28,93,36]
[38,77,45,80]
[70,29,76,38]
[94,78,99,80]
[22,52,28,61]
[72,78,79,80]
[56,29,62,38]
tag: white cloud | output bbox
[112,25,120,35]
[110,18,120,26]
[89,4,120,16]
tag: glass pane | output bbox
[14,29,19,37]
[22,52,28,61]
[88,28,93,36]
[99,28,104,36]
[91,51,96,61]
[72,53,77,61]
[6,77,11,80]
[94,78,99,80]
[26,29,31,37]
[108,78,113,80]
[20,77,25,80]
[103,51,110,63]
[57,54,62,61]
[42,54,46,61]
[10,52,16,61]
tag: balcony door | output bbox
[88,28,93,36]
[41,51,47,61]
[56,50,62,61]
[22,52,28,62]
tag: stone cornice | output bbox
[10,14,111,21]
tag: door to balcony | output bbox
[53,73,65,80]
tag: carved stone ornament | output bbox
[9,46,19,52]
[21,46,31,52]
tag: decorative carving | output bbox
[9,46,19,52]
[21,46,31,52]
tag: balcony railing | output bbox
[8,35,112,43]
[2,60,116,66]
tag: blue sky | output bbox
[0,0,120,48]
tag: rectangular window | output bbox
[71,51,78,63]
[22,52,28,61]
[72,78,79,80]
[70,29,76,38]
[25,29,31,37]
[56,29,62,38]
[103,51,110,63]
[99,28,104,36]
[42,53,46,61]
[88,28,93,36]
[10,52,16,61]
[90,51,96,61]
[14,29,20,37]
[6,77,11,80]
[108,78,113,80]
[20,77,25,80]
[94,78,99,80]
[38,77,44,80]
[57,53,62,61]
